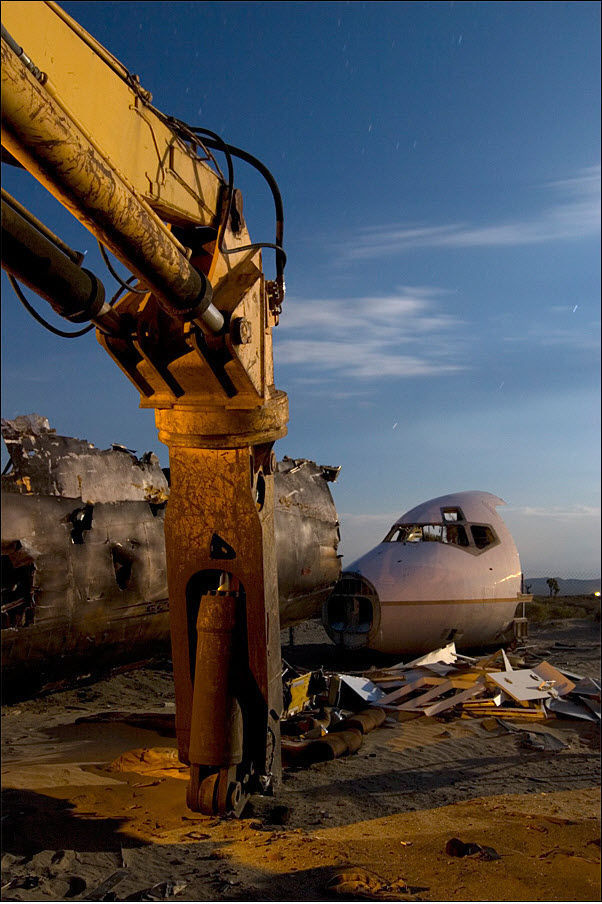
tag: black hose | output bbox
[97,241,147,294]
[199,136,286,279]
[166,118,286,289]
[7,275,94,338]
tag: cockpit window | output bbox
[383,526,421,543]
[471,524,497,549]
[384,523,469,547]
[442,508,465,522]
[444,524,469,546]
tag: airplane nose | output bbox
[322,571,379,650]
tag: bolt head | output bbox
[232,317,252,344]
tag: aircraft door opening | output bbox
[322,572,380,649]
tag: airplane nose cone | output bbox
[322,571,379,649]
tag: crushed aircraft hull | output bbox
[1,416,340,691]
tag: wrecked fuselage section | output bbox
[275,457,341,627]
[1,415,172,688]
[1,416,341,693]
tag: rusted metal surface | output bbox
[188,591,243,766]
[163,443,283,801]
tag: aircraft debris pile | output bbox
[358,641,600,724]
[279,662,388,764]
[279,642,599,764]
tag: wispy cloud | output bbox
[337,511,401,562]
[338,166,600,260]
[506,504,601,519]
[275,287,467,381]
[340,511,401,524]
[501,325,601,352]
[488,294,600,353]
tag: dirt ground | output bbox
[1,618,600,902]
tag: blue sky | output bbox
[2,1,600,577]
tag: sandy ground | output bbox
[1,618,600,902]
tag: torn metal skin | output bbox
[275,457,341,627]
[1,417,341,694]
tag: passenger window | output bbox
[471,525,496,549]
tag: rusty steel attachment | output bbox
[1,1,289,815]
[164,443,285,813]
[186,588,248,816]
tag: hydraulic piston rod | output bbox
[0,32,224,334]
[1,196,121,334]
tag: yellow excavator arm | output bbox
[1,0,288,816]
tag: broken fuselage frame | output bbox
[1,417,341,689]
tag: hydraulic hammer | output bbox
[1,1,288,814]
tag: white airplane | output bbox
[322,491,530,654]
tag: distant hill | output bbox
[525,577,600,597]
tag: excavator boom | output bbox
[1,0,288,815]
